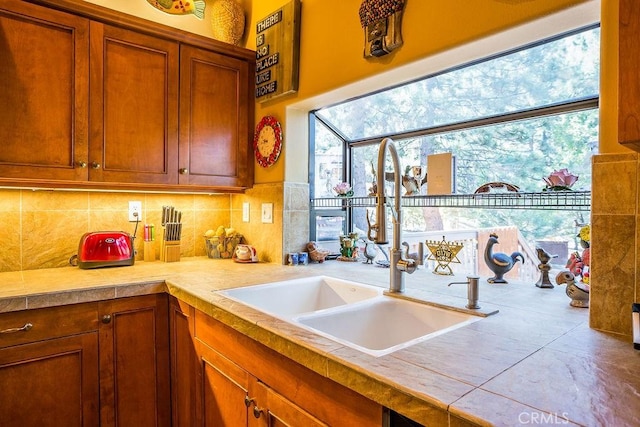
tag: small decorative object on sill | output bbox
[333,182,354,197]
[474,181,520,194]
[542,168,579,191]
[287,252,299,266]
[368,161,378,196]
[359,0,405,58]
[384,165,427,196]
[361,238,377,264]
[566,224,590,284]
[555,271,589,308]
[147,0,206,19]
[338,232,360,261]
[211,0,245,46]
[425,236,464,275]
[307,241,330,263]
[534,247,557,288]
[484,233,524,284]
[204,225,243,259]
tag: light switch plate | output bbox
[242,202,250,222]
[261,203,273,223]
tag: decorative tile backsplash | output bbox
[0,183,296,272]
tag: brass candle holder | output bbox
[425,236,464,275]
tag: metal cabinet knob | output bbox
[179,168,188,175]
[101,314,112,324]
[77,161,87,168]
[91,162,101,169]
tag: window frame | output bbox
[309,23,600,245]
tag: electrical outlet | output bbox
[242,202,250,222]
[261,203,273,224]
[128,201,142,222]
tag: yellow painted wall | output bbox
[84,0,253,43]
[249,0,597,184]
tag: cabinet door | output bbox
[169,297,198,427]
[99,294,171,427]
[179,45,253,188]
[251,380,328,427]
[196,338,250,426]
[0,333,99,427]
[0,0,89,181]
[619,0,640,150]
[90,22,179,185]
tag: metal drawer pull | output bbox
[0,323,33,334]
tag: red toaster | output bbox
[76,231,135,269]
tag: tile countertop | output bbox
[0,257,638,426]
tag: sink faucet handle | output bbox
[397,258,417,274]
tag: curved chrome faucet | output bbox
[369,138,416,293]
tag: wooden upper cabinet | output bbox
[0,0,89,181]
[619,0,640,151]
[89,22,179,185]
[179,45,253,189]
[0,0,254,191]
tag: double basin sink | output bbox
[219,276,482,357]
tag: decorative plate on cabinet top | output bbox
[254,116,282,168]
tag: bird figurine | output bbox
[534,247,557,288]
[361,238,377,264]
[555,270,589,307]
[402,242,420,263]
[484,233,525,284]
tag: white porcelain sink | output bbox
[219,276,481,357]
[219,276,382,318]
[296,297,481,357]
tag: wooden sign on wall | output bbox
[255,0,301,103]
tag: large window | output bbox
[311,26,599,262]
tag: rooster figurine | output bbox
[484,233,525,284]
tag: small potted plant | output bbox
[333,182,353,197]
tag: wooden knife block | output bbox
[160,240,181,262]
[143,241,156,262]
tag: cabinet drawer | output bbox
[0,303,99,349]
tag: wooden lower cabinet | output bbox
[98,294,171,427]
[2,295,382,426]
[0,303,100,426]
[197,339,326,427]
[0,333,99,427]
[192,307,383,426]
[0,295,171,427]
[169,297,199,427]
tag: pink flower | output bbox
[333,182,352,195]
[543,169,578,188]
